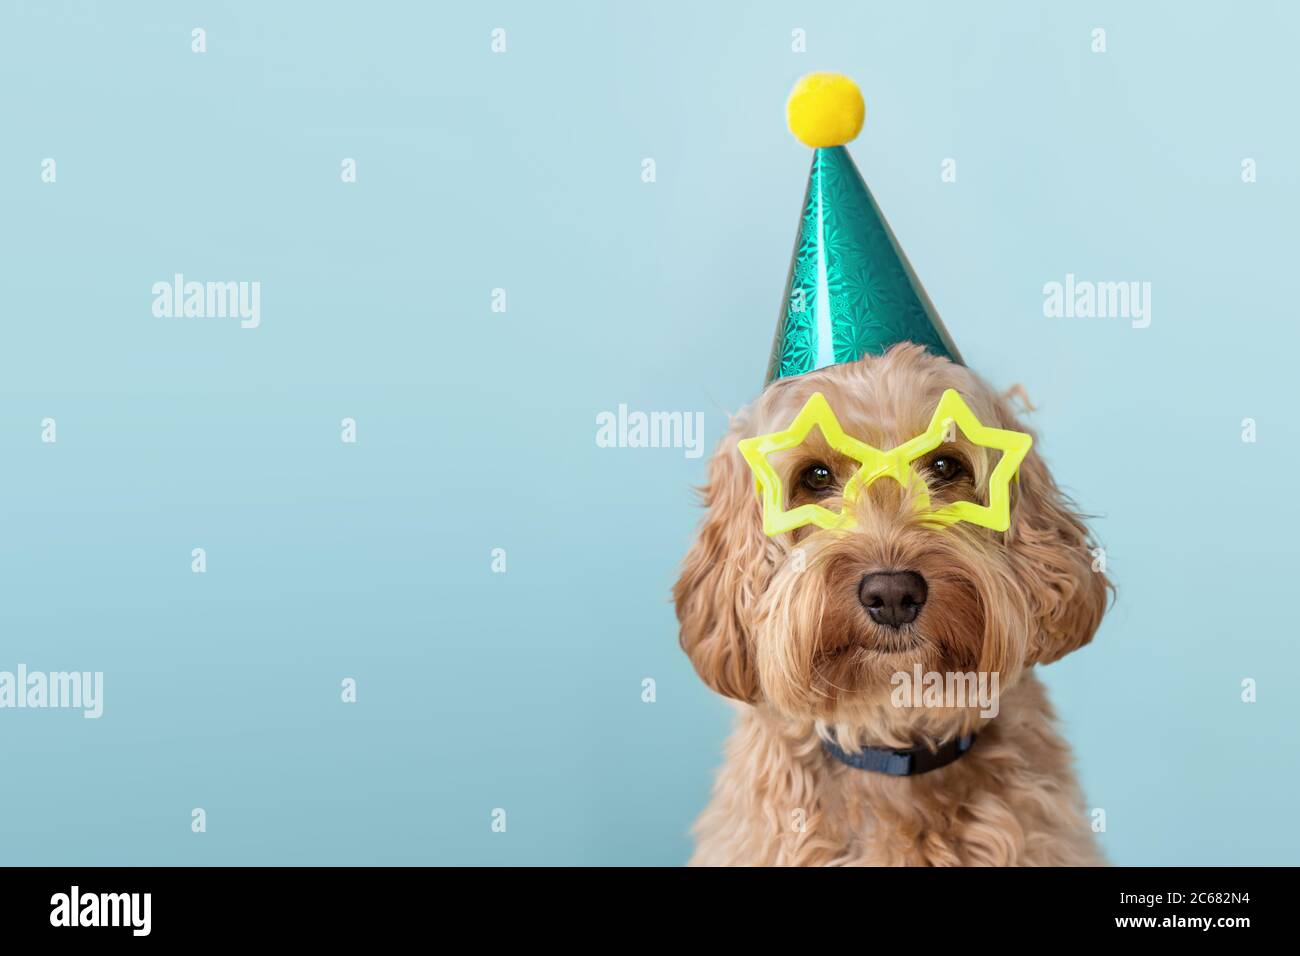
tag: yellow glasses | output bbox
[737,389,1032,536]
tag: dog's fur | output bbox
[674,344,1110,866]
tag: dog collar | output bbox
[822,732,976,776]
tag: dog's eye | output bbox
[928,456,969,485]
[800,464,835,494]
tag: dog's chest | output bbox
[811,773,989,866]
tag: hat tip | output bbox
[787,72,865,148]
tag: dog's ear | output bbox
[673,419,769,703]
[1004,411,1112,666]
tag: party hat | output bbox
[767,73,962,383]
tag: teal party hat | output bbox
[767,72,962,384]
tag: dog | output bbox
[674,343,1110,866]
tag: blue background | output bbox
[1,0,1296,865]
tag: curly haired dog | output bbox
[674,344,1110,866]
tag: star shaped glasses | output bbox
[737,389,1032,536]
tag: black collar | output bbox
[822,732,976,776]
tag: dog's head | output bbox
[674,344,1110,739]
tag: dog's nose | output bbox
[858,571,928,628]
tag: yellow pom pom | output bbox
[786,72,865,148]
